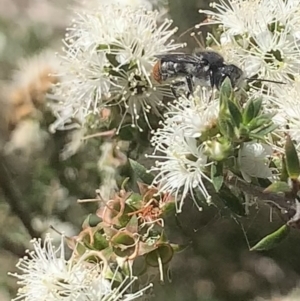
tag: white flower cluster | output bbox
[198,0,300,85]
[238,141,273,183]
[78,0,165,11]
[9,234,151,301]
[147,88,218,212]
[197,0,300,157]
[271,79,300,150]
[147,87,274,212]
[53,2,183,132]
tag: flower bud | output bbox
[204,139,232,161]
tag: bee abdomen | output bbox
[152,60,162,83]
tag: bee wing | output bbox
[194,51,224,66]
[155,53,202,64]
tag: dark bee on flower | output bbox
[152,51,283,97]
[152,51,243,97]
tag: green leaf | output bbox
[170,243,190,253]
[238,125,249,138]
[129,159,155,185]
[194,188,208,205]
[252,123,278,137]
[248,114,274,131]
[74,242,89,256]
[204,139,233,161]
[126,215,139,234]
[111,233,136,257]
[82,214,92,229]
[104,266,124,283]
[145,244,174,267]
[121,261,133,277]
[88,214,102,227]
[280,155,289,182]
[126,193,143,209]
[248,133,268,141]
[211,163,224,192]
[252,97,263,117]
[161,202,176,215]
[219,78,231,115]
[218,118,235,139]
[285,135,300,179]
[250,224,290,251]
[132,256,147,276]
[138,241,158,256]
[243,99,255,124]
[118,204,135,228]
[218,118,228,136]
[118,125,135,141]
[220,76,233,99]
[218,185,246,216]
[264,181,291,194]
[93,232,109,250]
[228,100,242,128]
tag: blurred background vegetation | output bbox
[0,1,300,301]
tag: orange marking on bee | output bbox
[152,60,162,83]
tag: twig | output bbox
[1,235,27,257]
[81,129,116,141]
[226,177,296,219]
[77,198,100,203]
[0,158,40,238]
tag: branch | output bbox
[226,177,296,219]
[0,235,27,257]
[0,157,41,238]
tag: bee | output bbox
[152,51,283,97]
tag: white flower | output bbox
[162,88,219,138]
[148,131,212,213]
[270,81,300,149]
[199,0,300,37]
[241,30,300,82]
[79,0,154,11]
[198,0,300,87]
[198,0,268,36]
[147,90,217,212]
[57,49,112,112]
[9,234,153,301]
[85,275,152,301]
[48,94,85,133]
[77,0,168,14]
[4,120,48,158]
[110,69,171,132]
[261,0,300,39]
[238,141,273,182]
[54,3,183,131]
[11,50,59,90]
[9,234,91,301]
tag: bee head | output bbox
[214,64,244,89]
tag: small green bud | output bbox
[204,139,232,161]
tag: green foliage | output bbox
[285,135,300,179]
[129,158,155,185]
[264,181,291,194]
[250,224,290,251]
[218,80,277,144]
[217,184,246,217]
[67,183,183,283]
[210,163,224,192]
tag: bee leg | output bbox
[209,88,216,102]
[208,71,216,101]
[185,76,194,96]
[209,71,215,88]
[170,85,179,98]
[170,81,185,99]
